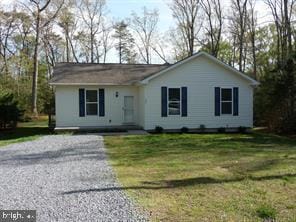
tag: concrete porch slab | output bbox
[93,130,149,136]
[54,125,143,133]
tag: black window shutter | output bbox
[99,88,105,117]
[161,87,167,117]
[233,87,239,116]
[215,87,220,116]
[181,87,188,117]
[79,88,85,117]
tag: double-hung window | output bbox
[86,90,98,115]
[168,88,181,115]
[221,88,232,115]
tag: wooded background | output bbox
[0,0,295,132]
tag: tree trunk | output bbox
[252,37,257,79]
[103,48,107,63]
[189,25,194,56]
[283,0,292,57]
[119,37,122,64]
[90,25,94,63]
[146,47,149,64]
[32,11,40,116]
[275,23,281,67]
[65,28,70,62]
[238,27,244,71]
[69,38,79,63]
[232,35,236,67]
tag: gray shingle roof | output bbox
[50,63,170,85]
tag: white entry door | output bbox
[123,96,134,124]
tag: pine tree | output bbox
[113,21,137,64]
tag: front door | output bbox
[123,96,134,124]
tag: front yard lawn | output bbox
[105,133,296,221]
[0,116,51,147]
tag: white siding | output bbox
[55,85,141,127]
[138,86,145,127]
[142,55,254,130]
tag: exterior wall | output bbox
[142,55,254,130]
[55,85,140,127]
[138,86,145,127]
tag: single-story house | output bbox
[50,51,259,131]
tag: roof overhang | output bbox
[49,82,135,86]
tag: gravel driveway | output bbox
[0,135,147,222]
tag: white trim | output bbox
[140,51,259,86]
[168,87,181,116]
[220,88,233,115]
[85,89,99,116]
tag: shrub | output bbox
[256,205,276,221]
[40,86,55,127]
[181,127,189,133]
[0,93,23,129]
[218,127,226,133]
[21,113,33,122]
[238,126,247,133]
[155,126,163,133]
[199,124,206,132]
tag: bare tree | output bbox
[58,8,72,62]
[265,0,295,65]
[151,40,170,64]
[229,0,248,72]
[28,0,64,115]
[170,0,203,57]
[58,7,79,62]
[100,21,113,63]
[131,7,159,64]
[265,0,284,66]
[78,0,105,63]
[148,31,172,63]
[42,24,63,76]
[14,11,33,76]
[74,30,90,62]
[200,0,222,57]
[283,0,294,54]
[169,27,188,61]
[0,10,18,75]
[247,0,257,79]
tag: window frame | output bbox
[220,88,233,115]
[85,89,98,116]
[167,87,182,116]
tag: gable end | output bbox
[140,51,259,86]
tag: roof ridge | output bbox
[56,62,170,66]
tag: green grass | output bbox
[105,133,296,221]
[0,116,51,147]
[256,204,277,220]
